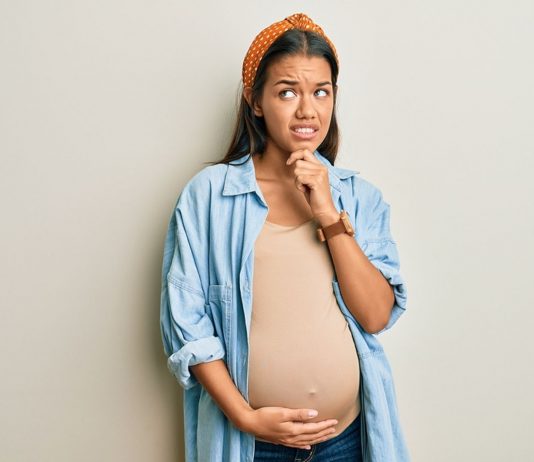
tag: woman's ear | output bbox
[243,87,263,117]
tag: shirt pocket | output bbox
[207,284,233,362]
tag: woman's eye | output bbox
[280,89,296,98]
[279,89,329,98]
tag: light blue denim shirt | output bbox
[160,150,410,462]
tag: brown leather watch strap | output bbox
[316,210,355,242]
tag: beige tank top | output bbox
[248,218,360,441]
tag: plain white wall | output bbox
[1,1,533,461]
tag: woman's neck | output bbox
[252,143,294,181]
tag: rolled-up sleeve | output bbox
[359,184,408,334]
[160,189,225,390]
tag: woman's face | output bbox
[247,54,335,157]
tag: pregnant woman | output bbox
[160,13,410,462]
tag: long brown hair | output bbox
[206,29,340,167]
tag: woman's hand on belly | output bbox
[238,406,339,450]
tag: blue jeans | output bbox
[253,412,363,462]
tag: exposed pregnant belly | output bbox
[247,297,361,441]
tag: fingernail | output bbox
[308,410,318,417]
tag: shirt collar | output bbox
[222,150,359,197]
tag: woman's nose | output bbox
[296,95,316,119]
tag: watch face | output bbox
[340,211,355,235]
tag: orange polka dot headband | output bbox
[242,13,339,89]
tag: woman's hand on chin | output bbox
[286,149,338,223]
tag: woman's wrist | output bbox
[190,360,256,433]
[232,403,256,433]
[315,209,340,228]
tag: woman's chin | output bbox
[290,140,320,153]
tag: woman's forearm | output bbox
[317,210,395,334]
[189,359,253,430]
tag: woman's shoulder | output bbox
[330,164,384,204]
[351,174,385,202]
[315,150,387,207]
[176,162,228,201]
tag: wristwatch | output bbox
[316,210,355,242]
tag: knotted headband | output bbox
[242,13,339,89]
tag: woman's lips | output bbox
[291,127,318,140]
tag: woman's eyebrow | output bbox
[273,79,332,86]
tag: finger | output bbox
[292,166,322,177]
[284,443,312,450]
[294,175,317,190]
[290,418,339,434]
[295,181,309,193]
[286,149,315,165]
[281,437,313,450]
[286,408,322,422]
[304,427,338,445]
[285,427,337,450]
[292,425,337,443]
[292,158,319,168]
